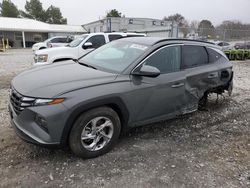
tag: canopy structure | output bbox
[0,17,86,48]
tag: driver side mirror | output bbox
[82,42,93,49]
[132,65,160,78]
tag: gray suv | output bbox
[9,37,233,158]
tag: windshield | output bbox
[69,35,89,47]
[79,40,149,73]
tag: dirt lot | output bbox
[0,49,250,188]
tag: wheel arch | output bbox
[39,47,46,50]
[60,97,129,146]
[53,57,73,63]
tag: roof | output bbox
[120,37,219,47]
[128,26,172,33]
[82,17,170,26]
[120,37,164,45]
[0,17,86,33]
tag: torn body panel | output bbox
[184,63,220,108]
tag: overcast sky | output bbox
[11,0,250,26]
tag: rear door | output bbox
[181,45,220,106]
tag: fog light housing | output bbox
[35,114,48,132]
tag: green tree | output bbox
[20,0,47,22]
[198,20,215,38]
[198,20,214,29]
[20,0,67,24]
[106,9,121,17]
[46,5,67,24]
[216,20,250,40]
[0,0,19,18]
[164,13,186,27]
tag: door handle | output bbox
[208,73,218,79]
[171,83,184,88]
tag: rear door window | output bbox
[126,34,144,37]
[181,45,208,69]
[50,38,60,43]
[58,38,68,43]
[108,34,123,42]
[50,37,67,43]
[144,45,181,73]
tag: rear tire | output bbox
[69,107,121,158]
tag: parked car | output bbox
[33,32,146,66]
[234,42,250,49]
[32,36,74,51]
[213,41,232,50]
[9,38,233,158]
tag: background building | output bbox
[0,17,85,48]
[82,17,178,38]
[0,17,180,49]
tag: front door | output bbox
[130,45,188,122]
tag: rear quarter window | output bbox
[206,47,223,63]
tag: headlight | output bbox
[37,54,48,63]
[34,98,65,106]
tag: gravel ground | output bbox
[0,49,249,188]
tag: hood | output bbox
[33,42,45,47]
[35,46,70,55]
[12,61,118,98]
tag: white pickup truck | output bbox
[33,32,146,66]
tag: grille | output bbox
[10,88,35,115]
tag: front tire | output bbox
[69,107,121,158]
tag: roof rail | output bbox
[154,38,215,45]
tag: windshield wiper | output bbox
[73,59,97,70]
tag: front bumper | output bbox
[8,100,69,147]
[32,62,50,66]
